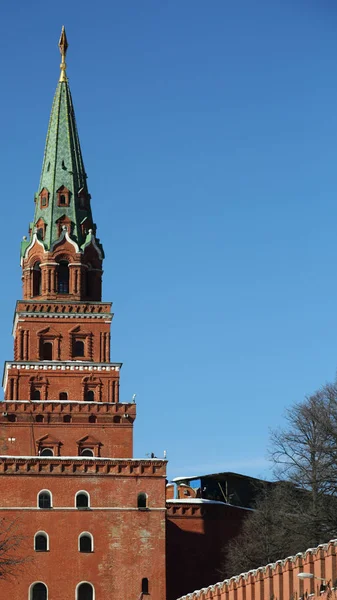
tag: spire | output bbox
[22,27,104,258]
[58,26,68,82]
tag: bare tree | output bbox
[0,518,28,579]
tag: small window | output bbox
[142,578,149,595]
[35,532,48,552]
[38,491,52,509]
[137,493,148,510]
[32,390,41,401]
[59,392,68,400]
[79,533,93,553]
[60,194,66,205]
[76,492,89,509]
[40,448,53,457]
[58,261,69,294]
[32,262,42,296]
[74,340,84,357]
[41,196,48,207]
[30,582,47,600]
[81,449,94,457]
[77,583,93,600]
[86,390,94,402]
[63,414,71,423]
[42,341,52,360]
[7,414,16,422]
[88,415,97,423]
[35,414,44,422]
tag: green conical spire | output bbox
[22,27,103,257]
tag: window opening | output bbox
[63,414,71,423]
[81,449,94,457]
[40,448,53,457]
[38,491,51,509]
[74,340,84,357]
[60,194,66,205]
[86,390,94,402]
[142,578,149,595]
[88,415,97,423]
[137,493,148,509]
[32,262,42,296]
[79,534,93,553]
[77,583,93,600]
[76,492,89,509]
[35,533,48,552]
[58,261,69,294]
[7,414,16,422]
[31,582,47,600]
[35,414,44,422]
[42,341,52,360]
[59,392,68,400]
[32,390,41,401]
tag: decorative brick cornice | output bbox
[0,400,135,416]
[0,457,167,477]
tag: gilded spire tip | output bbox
[58,26,68,82]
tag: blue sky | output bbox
[1,1,337,480]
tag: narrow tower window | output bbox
[76,491,90,509]
[58,261,69,294]
[74,340,85,357]
[79,533,93,553]
[30,582,48,600]
[137,493,148,510]
[41,341,52,360]
[38,491,52,509]
[142,578,149,595]
[32,390,41,401]
[32,262,42,297]
[34,532,48,552]
[86,390,94,402]
[76,583,94,600]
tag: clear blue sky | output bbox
[1,0,337,480]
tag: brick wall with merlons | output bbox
[176,538,337,600]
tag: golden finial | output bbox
[58,26,68,82]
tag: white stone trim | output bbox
[29,581,48,600]
[78,531,94,552]
[21,234,46,265]
[75,581,95,600]
[34,530,49,551]
[50,229,80,253]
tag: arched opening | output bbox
[88,415,97,423]
[40,448,53,457]
[58,261,69,294]
[60,194,66,205]
[79,533,93,553]
[30,582,48,600]
[35,414,44,422]
[85,390,94,402]
[59,392,68,400]
[142,578,149,595]
[74,340,84,357]
[137,493,148,510]
[76,492,89,509]
[34,532,48,552]
[76,583,94,600]
[63,414,71,423]
[32,262,42,297]
[38,491,52,509]
[81,449,94,457]
[41,341,52,360]
[32,390,41,401]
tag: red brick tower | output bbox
[0,28,166,600]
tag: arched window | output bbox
[40,448,53,457]
[137,493,148,509]
[34,532,48,552]
[32,390,41,401]
[86,390,94,402]
[58,261,69,294]
[79,533,93,553]
[35,414,44,422]
[30,582,48,600]
[76,491,90,509]
[38,490,52,509]
[88,415,97,423]
[74,340,84,357]
[60,194,66,205]
[63,414,71,423]
[32,262,42,297]
[59,392,68,400]
[76,582,94,600]
[142,578,149,595]
[81,449,94,457]
[42,341,52,360]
